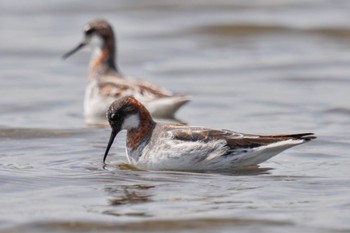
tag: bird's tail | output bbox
[272,133,317,142]
[146,95,190,119]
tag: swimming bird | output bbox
[103,96,316,171]
[63,19,189,126]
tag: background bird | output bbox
[63,19,190,126]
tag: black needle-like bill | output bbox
[62,42,86,59]
[103,130,117,163]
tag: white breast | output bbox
[84,80,115,125]
[128,137,230,171]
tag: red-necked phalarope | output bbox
[63,19,189,126]
[103,96,316,171]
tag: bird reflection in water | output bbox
[103,184,154,217]
[107,184,153,206]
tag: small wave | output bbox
[190,23,350,37]
[0,127,91,139]
[323,107,350,116]
[311,28,350,37]
[192,24,287,35]
[2,217,292,233]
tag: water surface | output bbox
[1,1,350,232]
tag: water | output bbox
[1,0,350,232]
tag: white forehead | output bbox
[121,114,140,130]
[83,24,91,32]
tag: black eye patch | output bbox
[110,113,120,120]
[85,28,96,35]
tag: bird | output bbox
[63,19,189,126]
[103,96,316,171]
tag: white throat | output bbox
[122,114,140,130]
[88,34,104,57]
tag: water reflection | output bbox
[106,184,154,206]
[217,166,273,176]
[105,163,272,176]
[103,184,154,217]
[2,217,293,233]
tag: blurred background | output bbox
[1,1,350,232]
[1,0,350,132]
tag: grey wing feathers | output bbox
[169,127,242,142]
[98,79,172,99]
[167,126,316,150]
[225,133,316,149]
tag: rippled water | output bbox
[1,0,350,232]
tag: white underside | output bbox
[127,138,305,171]
[142,96,189,118]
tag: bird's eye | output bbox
[110,113,119,120]
[85,28,95,35]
